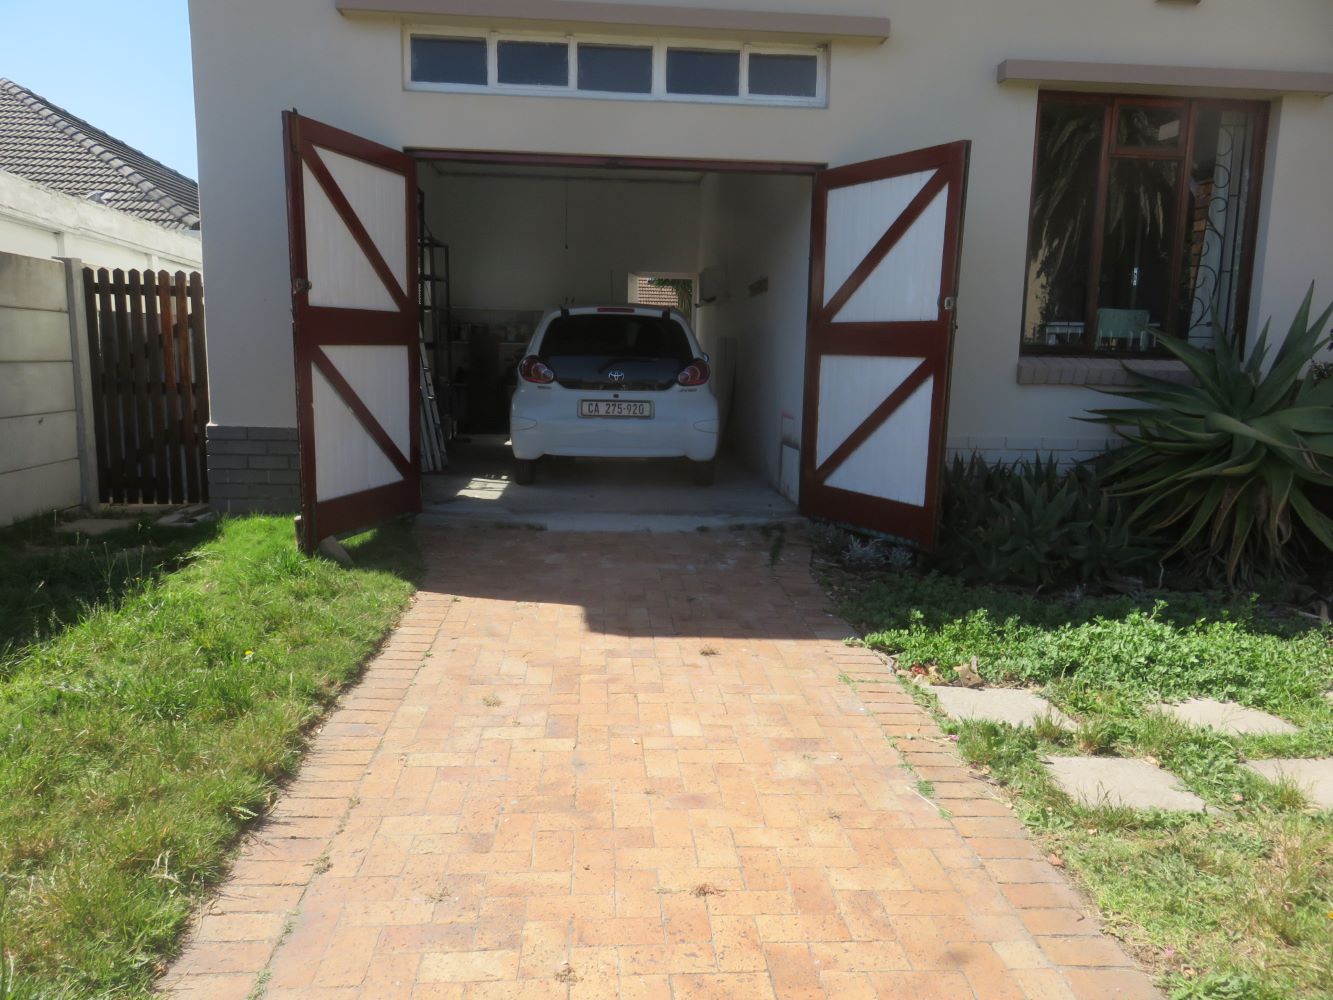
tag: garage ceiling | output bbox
[424,161,705,184]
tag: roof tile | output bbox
[0,78,200,231]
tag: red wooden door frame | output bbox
[799,140,970,551]
[284,111,422,552]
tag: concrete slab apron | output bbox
[162,530,1160,1000]
[1157,698,1298,736]
[1044,758,1206,813]
[1244,759,1333,809]
[929,686,1075,730]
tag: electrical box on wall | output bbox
[699,265,728,304]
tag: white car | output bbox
[509,305,719,484]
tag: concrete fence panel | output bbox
[0,251,84,526]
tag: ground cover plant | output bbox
[0,515,419,999]
[830,563,1333,1000]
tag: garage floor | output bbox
[421,436,798,532]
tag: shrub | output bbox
[1088,284,1333,586]
[933,453,1150,586]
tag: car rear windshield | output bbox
[539,314,693,363]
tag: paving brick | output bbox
[161,528,1158,1000]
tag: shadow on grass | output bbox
[0,513,221,670]
[338,517,425,585]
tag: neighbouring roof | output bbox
[0,78,200,231]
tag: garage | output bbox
[283,113,967,551]
[410,153,817,528]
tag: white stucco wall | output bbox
[0,171,202,274]
[420,169,701,310]
[188,0,1333,461]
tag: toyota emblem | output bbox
[608,370,625,383]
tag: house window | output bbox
[666,48,741,97]
[1021,92,1268,356]
[410,36,488,86]
[577,43,653,94]
[497,40,569,87]
[405,29,826,107]
[748,53,819,98]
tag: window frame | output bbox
[403,26,827,107]
[1019,90,1269,358]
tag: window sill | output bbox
[1016,356,1191,387]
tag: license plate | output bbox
[580,400,653,418]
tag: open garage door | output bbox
[284,111,420,552]
[800,141,970,551]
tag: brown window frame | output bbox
[1020,90,1269,358]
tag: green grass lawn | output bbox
[0,514,420,999]
[834,570,1333,1000]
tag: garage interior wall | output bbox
[695,173,812,501]
[419,168,702,313]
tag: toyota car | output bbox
[509,305,719,484]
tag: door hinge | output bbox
[294,277,313,294]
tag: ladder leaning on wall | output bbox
[417,189,450,472]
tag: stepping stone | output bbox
[928,686,1074,730]
[1156,698,1298,736]
[1043,757,1206,812]
[55,517,135,537]
[1243,759,1333,809]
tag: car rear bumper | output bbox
[511,390,719,462]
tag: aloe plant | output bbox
[1089,283,1333,584]
[935,454,1150,586]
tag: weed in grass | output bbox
[699,646,719,657]
[482,695,502,708]
[1031,713,1072,744]
[1075,718,1121,756]
[915,779,935,798]
[1164,971,1258,1000]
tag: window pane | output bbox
[411,36,487,86]
[1117,104,1184,149]
[1181,107,1260,346]
[748,53,818,98]
[497,41,568,87]
[1022,101,1105,349]
[666,49,740,96]
[577,44,653,93]
[1096,159,1180,353]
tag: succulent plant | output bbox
[1088,283,1333,584]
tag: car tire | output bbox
[691,460,716,486]
[513,459,536,485]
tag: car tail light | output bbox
[677,359,710,387]
[519,356,555,384]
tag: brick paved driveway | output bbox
[165,528,1158,999]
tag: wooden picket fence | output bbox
[83,267,210,504]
